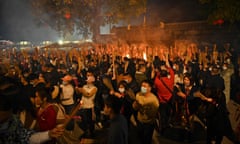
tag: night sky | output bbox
[0,0,206,43]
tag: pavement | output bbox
[79,121,207,144]
[78,100,240,144]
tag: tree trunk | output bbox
[92,0,102,42]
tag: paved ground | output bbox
[79,122,207,144]
[152,129,206,144]
[78,101,240,144]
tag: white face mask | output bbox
[173,65,176,70]
[62,81,68,85]
[167,75,171,79]
[226,59,231,64]
[118,88,125,93]
[141,87,147,94]
[72,64,77,70]
[86,76,95,83]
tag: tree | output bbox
[199,0,240,24]
[31,0,147,42]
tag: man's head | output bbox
[140,80,152,95]
[138,64,146,73]
[61,74,72,85]
[0,76,20,124]
[123,72,133,83]
[86,70,95,83]
[211,64,220,75]
[0,76,20,111]
[153,60,169,77]
[104,96,123,117]
[183,72,194,87]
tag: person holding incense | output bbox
[0,76,64,144]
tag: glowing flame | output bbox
[143,52,147,61]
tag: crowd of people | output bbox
[0,43,240,144]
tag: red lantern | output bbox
[213,19,224,25]
[217,19,224,25]
[64,12,71,19]
[213,20,218,25]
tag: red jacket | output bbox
[154,67,174,103]
[37,104,57,131]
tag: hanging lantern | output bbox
[64,12,71,19]
[213,20,218,25]
[213,19,224,25]
[217,19,224,25]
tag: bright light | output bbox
[85,39,92,42]
[20,41,30,45]
[73,41,80,43]
[143,52,147,61]
[126,54,130,58]
[42,41,52,45]
[58,40,63,45]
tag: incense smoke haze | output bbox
[0,0,61,43]
[0,0,205,43]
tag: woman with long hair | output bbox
[35,86,58,143]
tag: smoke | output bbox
[147,0,206,24]
[0,0,66,43]
[0,0,206,43]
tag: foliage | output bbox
[199,0,240,24]
[31,0,147,40]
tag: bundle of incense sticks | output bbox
[62,100,83,128]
